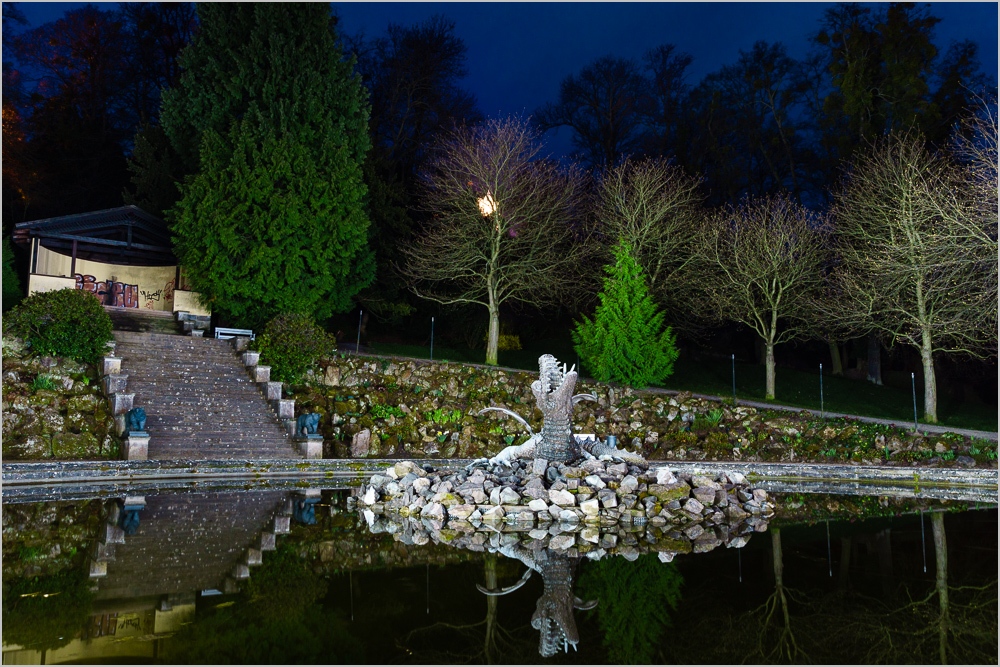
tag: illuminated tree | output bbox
[402,116,590,365]
[695,193,830,400]
[162,4,374,326]
[830,131,996,423]
[593,157,703,318]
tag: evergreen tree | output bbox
[161,4,373,326]
[572,241,679,388]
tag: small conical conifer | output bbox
[573,241,679,388]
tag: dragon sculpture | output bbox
[472,354,646,467]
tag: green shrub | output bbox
[3,289,113,364]
[3,236,23,311]
[1,571,94,651]
[253,313,336,384]
[573,241,679,388]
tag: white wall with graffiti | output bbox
[31,246,179,311]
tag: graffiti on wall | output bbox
[75,274,139,308]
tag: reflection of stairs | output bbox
[89,492,293,600]
[113,331,298,459]
[105,307,183,335]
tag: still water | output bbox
[2,486,996,664]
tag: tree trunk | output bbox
[485,303,500,366]
[765,340,776,400]
[828,340,843,376]
[921,328,938,423]
[866,333,882,385]
[931,512,949,665]
[838,536,852,592]
[484,554,498,663]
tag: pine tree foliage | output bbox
[576,554,683,664]
[162,4,373,326]
[573,241,679,388]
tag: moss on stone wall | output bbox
[2,337,119,460]
[290,354,996,468]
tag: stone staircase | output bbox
[112,331,300,459]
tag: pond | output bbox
[2,483,996,665]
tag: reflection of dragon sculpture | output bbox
[477,543,596,657]
[474,354,646,467]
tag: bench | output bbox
[214,327,255,340]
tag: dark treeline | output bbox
[2,2,996,422]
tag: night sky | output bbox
[10,2,1000,160]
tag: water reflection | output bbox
[360,504,759,658]
[1,488,996,664]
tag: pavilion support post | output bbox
[70,239,78,277]
[30,238,38,274]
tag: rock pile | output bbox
[353,458,774,557]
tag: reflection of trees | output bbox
[164,543,363,663]
[757,528,806,663]
[576,553,682,664]
[399,555,532,664]
[669,514,998,664]
[1,569,94,652]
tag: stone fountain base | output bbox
[353,456,774,557]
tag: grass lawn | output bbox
[369,338,998,433]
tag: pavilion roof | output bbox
[13,205,177,266]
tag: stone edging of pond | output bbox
[4,458,995,499]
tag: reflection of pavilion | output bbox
[2,490,312,665]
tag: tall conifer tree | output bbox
[161,4,373,326]
[573,241,679,388]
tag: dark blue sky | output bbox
[10,2,999,159]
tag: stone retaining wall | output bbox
[291,354,998,467]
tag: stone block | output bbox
[297,436,322,459]
[232,564,250,580]
[242,351,260,367]
[182,320,194,332]
[174,311,189,321]
[245,548,262,566]
[264,381,283,401]
[124,495,146,508]
[273,516,291,534]
[259,532,276,551]
[102,356,121,376]
[223,577,241,595]
[89,559,108,578]
[104,523,125,545]
[284,419,297,437]
[273,398,294,419]
[108,393,134,415]
[231,336,251,352]
[123,433,149,461]
[103,373,129,396]
[114,414,127,437]
[91,541,116,562]
[251,365,270,383]
[190,329,204,337]
[105,502,121,525]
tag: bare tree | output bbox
[593,157,704,319]
[402,116,590,365]
[695,193,830,399]
[831,130,996,423]
[535,56,649,170]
